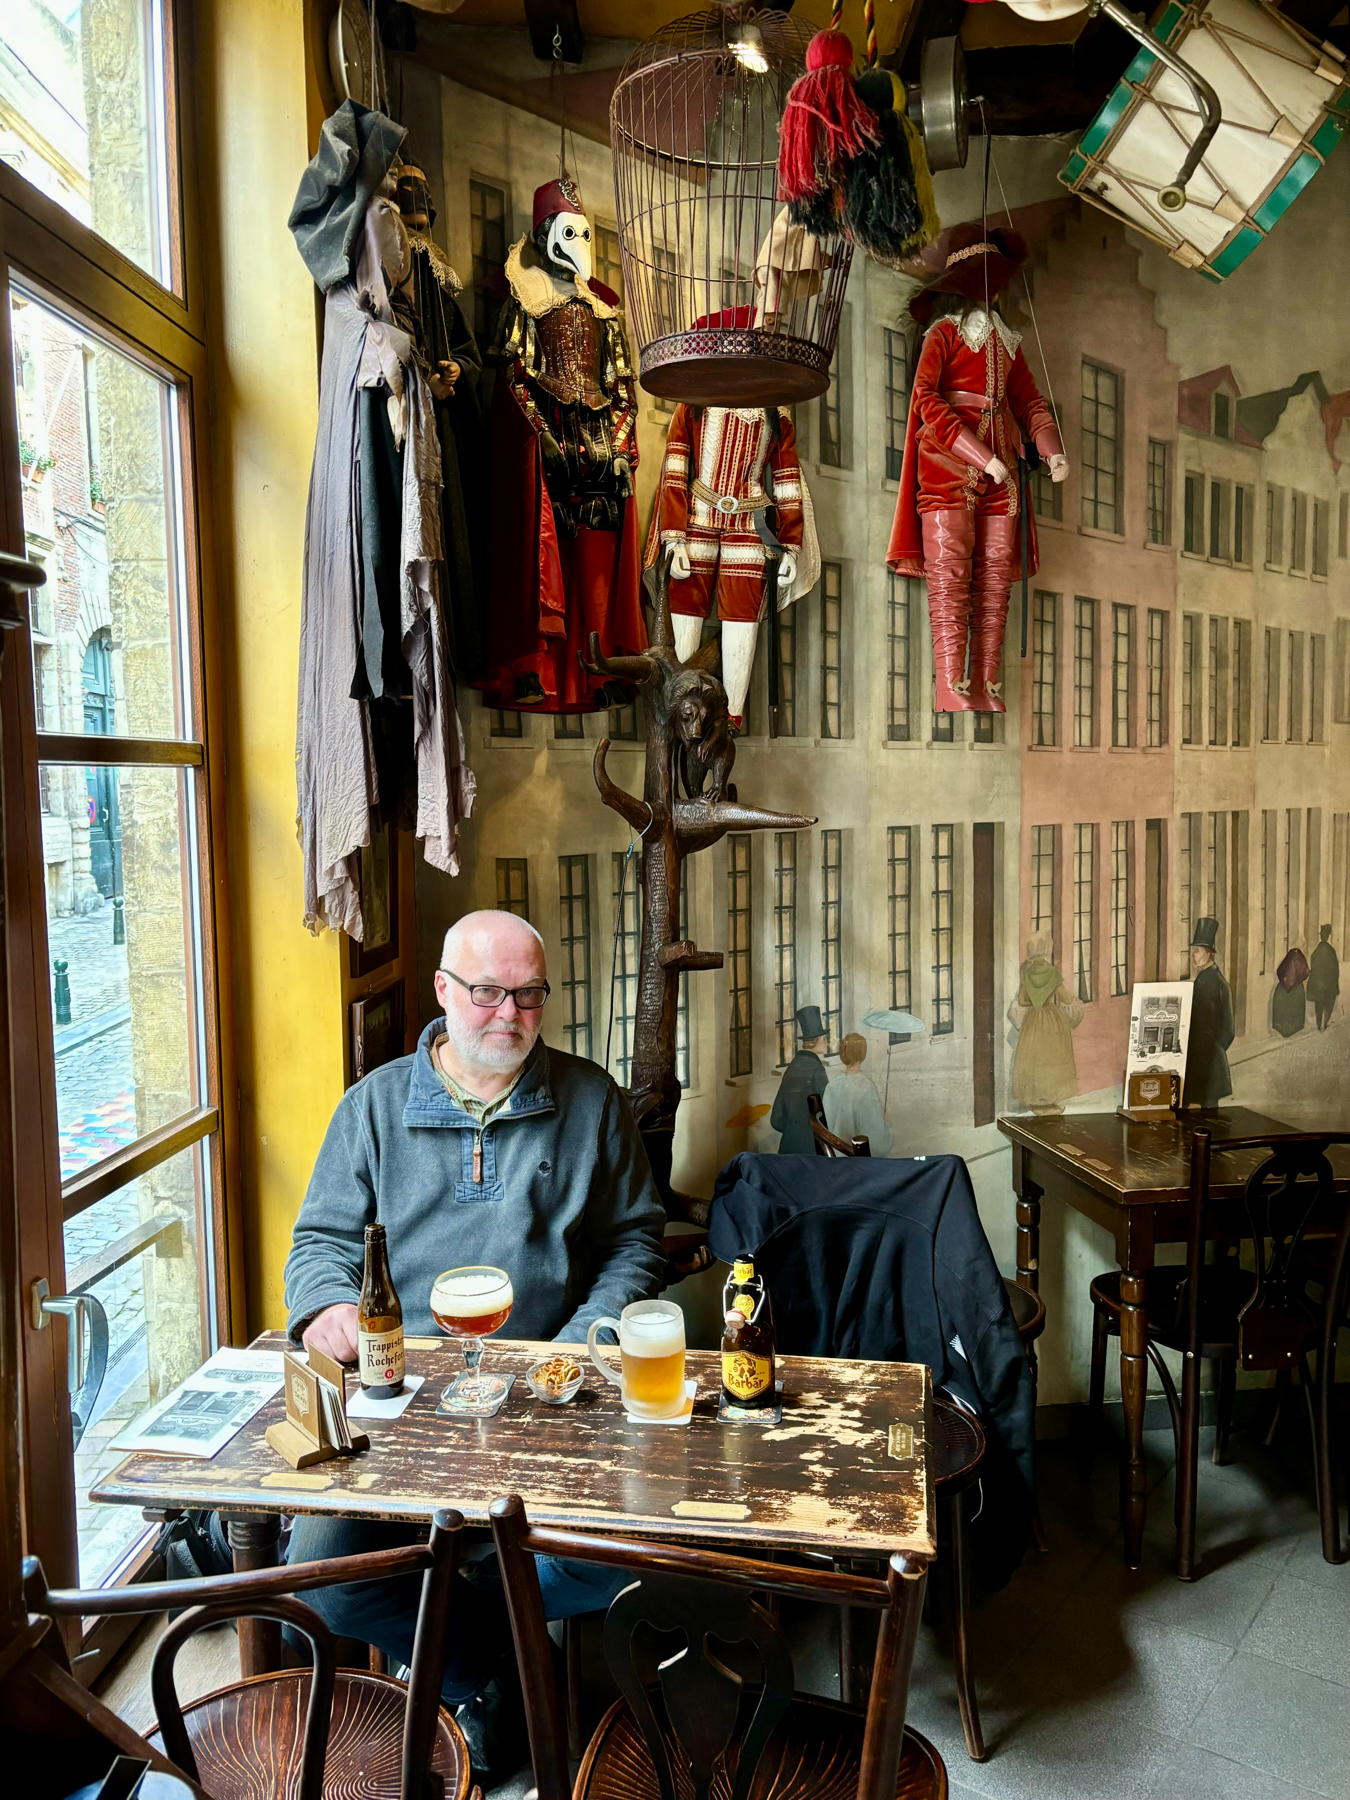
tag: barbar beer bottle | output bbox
[721,1256,775,1408]
[358,1222,405,1394]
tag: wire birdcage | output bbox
[610,4,853,407]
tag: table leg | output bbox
[227,1513,283,1676]
[1015,1170,1043,1301]
[1117,1269,1150,1569]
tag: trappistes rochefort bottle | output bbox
[358,1222,405,1395]
[721,1256,775,1409]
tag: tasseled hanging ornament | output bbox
[777,30,880,210]
[843,69,940,263]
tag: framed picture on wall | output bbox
[349,980,406,1087]
[349,821,398,978]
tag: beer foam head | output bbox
[432,1267,513,1310]
[619,1304,684,1358]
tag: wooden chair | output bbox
[806,1092,870,1158]
[25,1510,473,1800]
[1085,1128,1350,1577]
[488,1495,944,1800]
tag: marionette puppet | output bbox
[643,403,819,728]
[477,175,645,714]
[886,224,1068,712]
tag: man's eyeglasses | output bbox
[440,968,551,1011]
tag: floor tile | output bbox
[1243,1576,1350,1687]
[1087,1541,1277,1647]
[1145,1742,1327,1800]
[1190,1653,1350,1800]
[1280,1527,1350,1593]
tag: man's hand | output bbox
[302,1303,359,1365]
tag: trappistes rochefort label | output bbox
[722,1349,773,1403]
[358,1324,405,1386]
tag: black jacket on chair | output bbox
[709,1152,1035,1585]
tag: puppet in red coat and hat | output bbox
[887,224,1068,712]
[476,174,645,713]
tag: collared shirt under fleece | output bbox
[284,1019,668,1344]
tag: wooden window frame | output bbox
[772,832,797,1070]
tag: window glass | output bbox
[15,291,190,740]
[1,1,173,286]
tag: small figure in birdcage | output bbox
[642,404,820,728]
[476,174,646,715]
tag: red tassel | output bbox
[777,30,881,203]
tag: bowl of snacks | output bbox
[526,1353,585,1405]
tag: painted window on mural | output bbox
[888,826,913,1024]
[1184,472,1204,553]
[1073,823,1095,1003]
[470,176,510,352]
[1266,485,1285,566]
[1146,610,1167,748]
[1074,597,1097,747]
[1291,491,1309,571]
[1032,593,1058,746]
[610,852,640,1086]
[1111,821,1131,996]
[1232,620,1252,747]
[1313,499,1329,578]
[554,711,585,740]
[1146,439,1170,544]
[931,825,954,1034]
[1208,618,1229,746]
[1208,479,1232,561]
[727,835,752,1077]
[1310,632,1326,742]
[821,829,842,1052]
[821,562,843,740]
[1263,628,1282,740]
[1080,360,1120,533]
[1030,405,1063,521]
[773,833,798,1068]
[490,708,523,738]
[1181,613,1201,744]
[1112,604,1134,749]
[558,855,593,1059]
[777,603,797,738]
[1235,484,1253,566]
[496,858,529,919]
[1031,825,1057,939]
[1287,631,1305,741]
[818,304,851,468]
[594,222,624,299]
[887,574,913,742]
[884,328,908,481]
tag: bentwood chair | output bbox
[1085,1129,1350,1577]
[489,1495,946,1800]
[25,1510,472,1800]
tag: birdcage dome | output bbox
[610,4,853,406]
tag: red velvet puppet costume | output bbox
[642,404,808,725]
[477,175,645,713]
[886,225,1067,711]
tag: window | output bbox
[883,328,908,481]
[1073,823,1096,1003]
[821,830,843,1052]
[608,698,642,741]
[1292,491,1309,572]
[1313,499,1330,577]
[1032,592,1058,746]
[1263,629,1281,740]
[1232,619,1251,747]
[1209,479,1231,561]
[719,261,753,311]
[887,573,914,741]
[773,834,798,1067]
[1235,485,1253,566]
[649,245,680,412]
[1146,610,1167,748]
[931,825,954,1034]
[1112,604,1134,748]
[1180,811,1202,947]
[1110,820,1132,996]
[558,857,593,1058]
[777,602,797,738]
[1287,631,1305,741]
[817,304,851,467]
[1284,809,1302,955]
[1208,617,1229,746]
[1213,389,1232,438]
[1340,492,1349,559]
[932,703,957,745]
[887,827,913,1022]
[489,708,523,738]
[1073,597,1097,747]
[1261,809,1278,974]
[593,222,624,300]
[727,835,752,1076]
[495,858,529,918]
[1335,618,1350,724]
[1203,810,1227,932]
[470,177,510,351]
[1310,633,1326,742]
[1147,439,1170,544]
[610,851,640,1085]
[820,562,842,739]
[1181,613,1201,745]
[1266,485,1286,566]
[1081,360,1120,532]
[1030,408,1063,522]
[1031,825,1058,939]
[1184,472,1204,553]
[554,712,585,740]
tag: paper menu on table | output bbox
[110,1347,285,1459]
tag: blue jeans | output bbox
[286,1514,624,1704]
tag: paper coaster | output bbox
[346,1372,425,1420]
[717,1379,784,1426]
[625,1378,698,1427]
[437,1372,516,1420]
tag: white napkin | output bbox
[346,1372,426,1420]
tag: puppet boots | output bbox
[921,510,1019,713]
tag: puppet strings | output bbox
[980,105,1060,424]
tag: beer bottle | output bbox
[721,1256,775,1409]
[358,1222,405,1395]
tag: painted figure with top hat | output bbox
[1184,916,1234,1109]
[887,224,1069,712]
[770,1004,830,1155]
[477,173,646,714]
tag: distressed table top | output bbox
[93,1335,936,1561]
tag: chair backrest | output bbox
[807,1092,871,1159]
[25,1509,463,1800]
[489,1495,926,1800]
[1188,1131,1350,1372]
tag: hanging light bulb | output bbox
[731,22,769,74]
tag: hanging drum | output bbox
[1060,0,1350,282]
[610,5,853,406]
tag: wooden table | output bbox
[998,1105,1350,1567]
[95,1334,936,1676]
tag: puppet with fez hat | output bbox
[476,173,646,714]
[885,224,1068,712]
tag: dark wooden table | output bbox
[998,1105,1350,1567]
[95,1334,936,1676]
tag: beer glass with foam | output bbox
[586,1299,686,1418]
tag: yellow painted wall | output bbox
[196,0,344,1333]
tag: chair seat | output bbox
[1003,1277,1046,1346]
[1089,1266,1260,1359]
[150,1667,469,1800]
[576,1692,945,1800]
[931,1396,985,1494]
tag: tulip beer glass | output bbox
[586,1299,686,1419]
[431,1265,514,1408]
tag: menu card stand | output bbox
[265,1345,370,1469]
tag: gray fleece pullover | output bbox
[284,1021,667,1344]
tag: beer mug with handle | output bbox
[587,1299,686,1419]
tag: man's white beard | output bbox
[444,1007,539,1076]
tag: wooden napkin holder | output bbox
[265,1345,369,1469]
[1117,1068,1181,1123]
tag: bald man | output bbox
[283,909,666,1774]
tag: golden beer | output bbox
[588,1300,687,1418]
[621,1345,686,1412]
